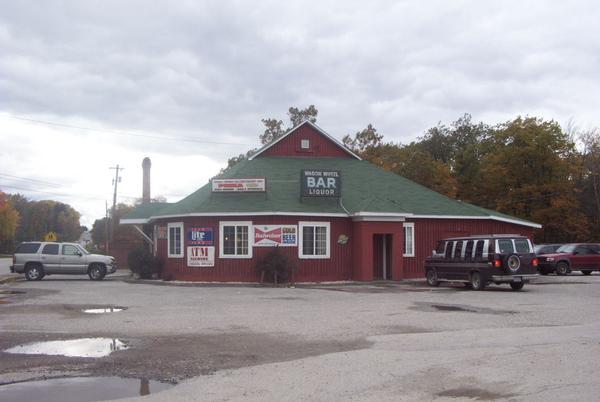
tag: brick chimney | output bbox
[142,157,151,204]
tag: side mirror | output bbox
[572,251,579,255]
[76,251,83,257]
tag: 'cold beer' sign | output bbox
[301,170,341,197]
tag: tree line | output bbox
[0,192,83,253]
[229,106,600,243]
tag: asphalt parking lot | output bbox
[1,272,600,401]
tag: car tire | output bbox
[426,269,439,287]
[510,282,525,291]
[556,262,569,276]
[470,272,485,291]
[582,270,592,275]
[25,264,44,281]
[88,264,106,281]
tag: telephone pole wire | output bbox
[109,165,123,242]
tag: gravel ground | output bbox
[1,274,600,401]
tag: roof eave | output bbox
[249,120,362,161]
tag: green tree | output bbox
[342,124,383,154]
[0,190,20,252]
[91,203,134,246]
[576,129,600,240]
[224,105,319,172]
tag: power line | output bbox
[0,173,62,187]
[6,114,254,146]
[0,182,137,202]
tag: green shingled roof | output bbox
[121,156,539,228]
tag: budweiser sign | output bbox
[253,225,297,247]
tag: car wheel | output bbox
[25,264,44,281]
[88,264,106,281]
[426,269,439,287]
[470,272,485,291]
[556,262,569,276]
[582,270,592,275]
[510,282,525,291]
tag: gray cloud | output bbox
[1,0,600,224]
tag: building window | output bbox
[219,221,252,258]
[301,139,310,149]
[168,222,184,258]
[403,222,415,257]
[299,221,330,259]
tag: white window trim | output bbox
[403,222,415,257]
[219,221,253,259]
[299,221,331,259]
[167,222,184,258]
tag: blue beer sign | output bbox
[188,227,213,246]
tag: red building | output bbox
[121,121,539,282]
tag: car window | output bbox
[514,239,531,253]
[454,241,463,259]
[42,244,59,255]
[497,239,514,254]
[474,241,484,259]
[575,246,593,255]
[444,241,454,259]
[62,245,80,256]
[15,243,42,254]
[464,240,474,259]
[589,245,600,253]
[435,241,445,254]
[557,244,576,253]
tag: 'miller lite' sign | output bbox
[301,170,341,197]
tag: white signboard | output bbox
[211,178,266,192]
[187,246,215,267]
[253,225,298,247]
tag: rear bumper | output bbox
[491,274,539,282]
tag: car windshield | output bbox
[556,244,577,253]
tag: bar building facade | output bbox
[121,121,540,282]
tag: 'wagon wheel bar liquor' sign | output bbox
[301,170,341,197]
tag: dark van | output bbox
[424,234,539,291]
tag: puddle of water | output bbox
[0,377,172,402]
[5,338,128,358]
[83,307,124,314]
[431,304,476,313]
[437,387,516,400]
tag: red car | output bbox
[537,243,600,275]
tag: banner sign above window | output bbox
[187,246,215,267]
[301,170,341,197]
[188,227,213,246]
[211,178,266,192]
[253,225,298,247]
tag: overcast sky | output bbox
[1,1,600,228]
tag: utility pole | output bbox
[109,165,123,243]
[104,200,109,253]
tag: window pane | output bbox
[315,226,327,255]
[404,226,413,255]
[498,239,514,254]
[62,245,79,255]
[236,225,248,255]
[454,241,463,258]
[474,241,484,259]
[42,244,59,255]
[444,242,454,259]
[303,226,314,255]
[223,226,235,255]
[175,227,181,254]
[514,239,530,253]
[16,243,41,254]
[464,241,474,259]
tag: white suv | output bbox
[10,242,117,281]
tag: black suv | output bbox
[425,234,539,291]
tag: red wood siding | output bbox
[154,215,534,282]
[259,124,353,158]
[156,216,353,282]
[402,218,534,279]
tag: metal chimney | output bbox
[142,157,151,203]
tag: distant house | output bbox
[78,231,92,248]
[121,121,540,282]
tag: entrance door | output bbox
[373,234,393,280]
